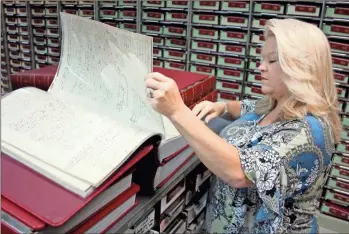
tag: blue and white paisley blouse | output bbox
[205,99,334,234]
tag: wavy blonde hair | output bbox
[255,18,342,143]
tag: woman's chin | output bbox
[261,86,273,95]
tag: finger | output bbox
[192,102,205,116]
[205,113,218,123]
[197,106,212,120]
[152,89,165,99]
[145,77,162,90]
[146,72,169,82]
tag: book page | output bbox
[161,116,180,141]
[48,12,164,135]
[1,88,158,187]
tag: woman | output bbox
[145,18,341,233]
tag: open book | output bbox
[1,13,181,198]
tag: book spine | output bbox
[10,73,54,91]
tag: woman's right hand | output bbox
[192,101,226,123]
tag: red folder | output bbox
[1,144,154,229]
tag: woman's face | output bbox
[258,37,289,101]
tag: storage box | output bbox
[16,7,27,16]
[33,27,46,36]
[79,9,94,18]
[330,41,349,55]
[327,177,349,193]
[190,52,216,65]
[19,44,30,52]
[164,50,186,61]
[217,91,240,102]
[34,45,48,55]
[192,27,219,40]
[333,57,349,70]
[7,34,19,43]
[6,25,18,34]
[153,36,164,46]
[45,7,58,16]
[32,8,45,17]
[331,166,349,180]
[20,52,31,61]
[166,1,189,8]
[19,35,29,44]
[254,2,284,14]
[47,28,59,37]
[47,38,59,47]
[219,44,245,55]
[5,7,16,15]
[334,72,349,84]
[217,68,244,81]
[251,33,265,44]
[153,59,163,68]
[9,51,20,59]
[217,80,242,93]
[46,19,59,27]
[247,72,262,83]
[6,17,17,25]
[120,10,136,19]
[333,154,349,168]
[10,59,21,68]
[48,56,60,64]
[165,38,186,48]
[244,85,264,97]
[21,61,32,70]
[193,1,220,10]
[164,26,186,37]
[142,24,163,34]
[143,0,165,7]
[323,189,349,207]
[286,4,320,17]
[323,23,349,37]
[221,1,249,12]
[32,18,45,27]
[220,30,248,42]
[120,23,137,32]
[48,47,60,57]
[35,54,48,63]
[252,18,268,29]
[220,15,248,27]
[63,9,78,15]
[165,12,187,22]
[190,64,215,76]
[100,9,118,18]
[143,11,165,21]
[325,6,349,19]
[249,46,262,57]
[217,56,244,68]
[164,61,186,71]
[193,14,219,25]
[191,40,217,52]
[153,48,163,57]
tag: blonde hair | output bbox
[255,18,342,143]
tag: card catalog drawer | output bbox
[34,45,47,55]
[79,9,94,18]
[47,28,59,37]
[220,15,248,27]
[100,9,118,18]
[217,68,244,81]
[8,43,19,51]
[35,54,48,63]
[5,7,16,15]
[337,87,347,98]
[120,23,137,32]
[32,18,45,27]
[7,34,19,43]
[6,17,17,25]
[164,61,185,71]
[20,44,30,52]
[333,154,349,168]
[221,1,249,12]
[164,49,186,61]
[120,0,136,6]
[190,64,215,76]
[249,46,262,57]
[10,67,21,74]
[10,59,21,68]
[217,56,244,68]
[244,85,264,97]
[99,0,117,7]
[191,40,217,52]
[165,38,186,48]
[190,52,216,65]
[143,11,165,21]
[19,27,29,35]
[153,59,163,68]
[248,72,262,83]
[32,8,45,17]
[143,0,165,7]
[20,52,31,61]
[333,57,349,70]
[45,7,58,16]
[326,6,349,19]
[249,59,261,70]
[330,41,349,55]
[6,25,18,34]
[220,30,248,42]
[334,72,349,84]
[324,190,349,207]
[47,38,59,47]
[33,27,46,36]
[217,91,240,102]
[9,51,20,59]
[327,177,349,193]
[48,47,60,56]
[48,55,60,64]
[153,36,164,46]
[193,1,220,10]
[286,4,320,17]
[218,44,245,55]
[46,19,58,27]
[217,81,242,93]
[192,27,219,39]
[323,23,349,37]
[153,47,163,57]
[331,166,349,180]
[251,33,265,44]
[63,9,78,15]
[166,1,188,8]
[142,24,163,34]
[35,62,47,69]
[193,14,219,25]
[164,26,186,37]
[21,61,32,70]
[254,2,284,14]
[165,12,187,22]
[119,9,136,19]
[19,35,29,44]
[252,18,268,29]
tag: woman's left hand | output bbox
[145,72,186,117]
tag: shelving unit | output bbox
[1,0,349,231]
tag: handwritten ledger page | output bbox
[1,13,166,190]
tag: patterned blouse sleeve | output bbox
[240,99,258,116]
[237,119,332,228]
